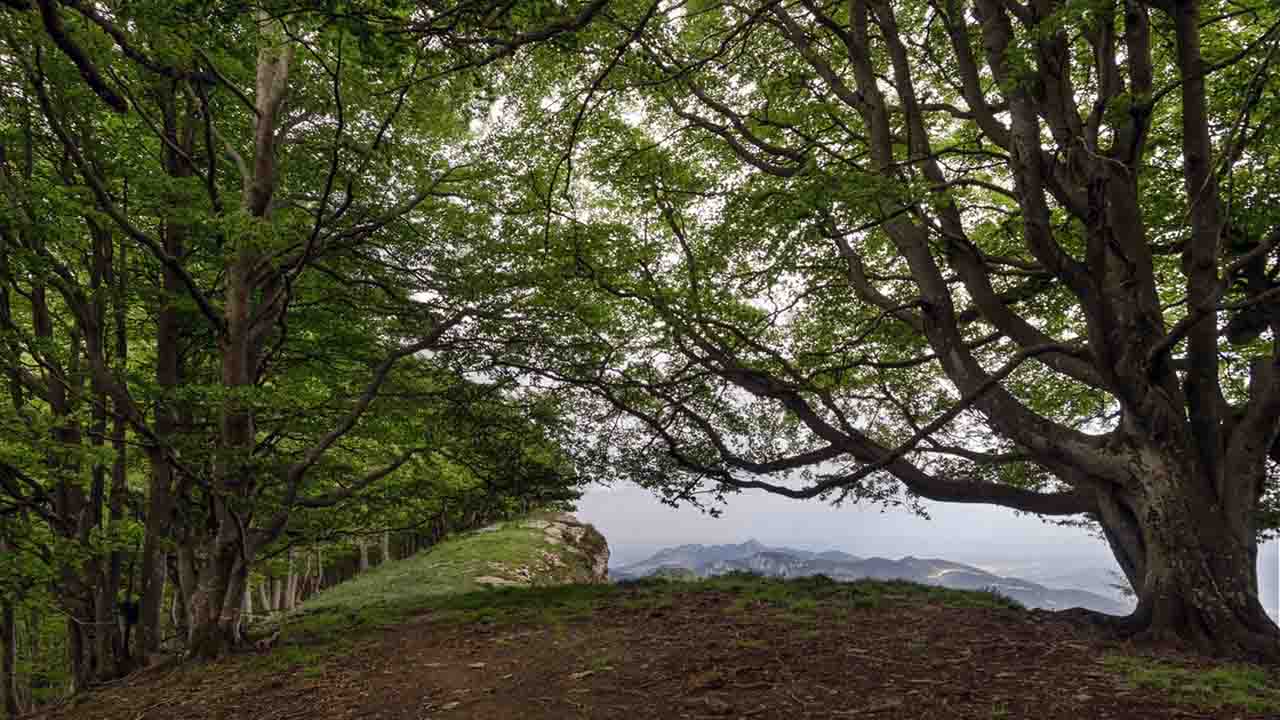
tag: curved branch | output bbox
[34,0,127,112]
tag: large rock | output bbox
[473,514,610,588]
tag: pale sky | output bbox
[575,482,1280,619]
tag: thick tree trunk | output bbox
[66,616,88,694]
[187,527,250,659]
[137,277,180,660]
[359,541,370,573]
[139,77,195,664]
[381,531,392,565]
[137,462,173,663]
[1,537,18,719]
[107,235,128,669]
[1094,458,1280,661]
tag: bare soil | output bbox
[32,584,1277,720]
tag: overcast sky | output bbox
[575,482,1280,618]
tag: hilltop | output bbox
[29,524,1280,720]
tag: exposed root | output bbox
[1053,605,1280,664]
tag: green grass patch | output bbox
[276,518,604,642]
[691,573,1022,614]
[1103,654,1280,714]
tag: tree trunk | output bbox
[381,531,391,565]
[258,579,271,615]
[284,550,298,611]
[187,514,251,658]
[66,616,88,694]
[175,544,195,646]
[359,541,370,573]
[169,589,180,639]
[107,233,128,668]
[239,583,252,636]
[1,539,18,719]
[1094,458,1280,661]
[315,547,324,593]
[138,75,195,664]
[136,464,173,663]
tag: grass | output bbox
[278,516,604,639]
[243,516,609,674]
[246,544,1279,720]
[245,571,1029,697]
[265,537,1024,673]
[1103,654,1280,714]
[696,572,1023,614]
[254,554,1040,692]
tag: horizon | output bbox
[576,482,1280,622]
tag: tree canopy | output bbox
[482,0,1280,659]
[1,0,1278,704]
[0,0,602,696]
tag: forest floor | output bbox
[30,576,1280,720]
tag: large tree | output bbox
[504,0,1280,658]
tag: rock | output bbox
[475,576,526,587]
[470,514,610,588]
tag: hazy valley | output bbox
[611,540,1137,615]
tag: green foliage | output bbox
[1103,655,1280,714]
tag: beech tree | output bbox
[0,0,605,671]
[504,0,1280,658]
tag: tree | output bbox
[505,0,1280,658]
[0,0,608,665]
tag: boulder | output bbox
[471,513,610,588]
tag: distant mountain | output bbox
[611,542,1130,615]
[612,539,775,578]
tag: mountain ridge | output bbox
[612,540,1132,615]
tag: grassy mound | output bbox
[277,513,607,642]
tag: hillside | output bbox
[611,541,1132,615]
[30,525,1280,720]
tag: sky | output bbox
[575,481,1280,619]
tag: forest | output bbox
[1,0,1279,713]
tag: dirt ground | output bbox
[33,585,1277,720]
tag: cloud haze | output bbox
[576,482,1280,620]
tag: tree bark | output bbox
[1092,456,1280,660]
[284,550,297,611]
[1,534,18,720]
[381,531,391,565]
[107,225,128,668]
[258,579,271,615]
[137,72,197,663]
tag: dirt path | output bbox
[39,583,1275,720]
